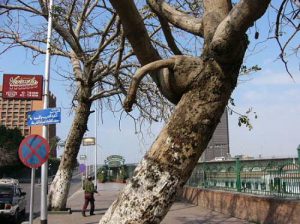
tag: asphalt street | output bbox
[20,172,82,217]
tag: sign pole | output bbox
[29,168,35,224]
[41,0,53,223]
[94,107,98,188]
[85,147,88,178]
[18,135,50,224]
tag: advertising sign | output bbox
[2,74,43,100]
[27,107,61,126]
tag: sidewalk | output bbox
[33,183,251,224]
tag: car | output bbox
[0,178,26,223]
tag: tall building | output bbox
[200,108,230,161]
[0,85,57,156]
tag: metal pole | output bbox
[94,104,98,188]
[85,147,88,178]
[29,168,35,224]
[235,158,241,192]
[41,0,53,223]
[203,162,207,188]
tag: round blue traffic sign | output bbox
[18,135,50,168]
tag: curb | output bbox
[48,208,72,214]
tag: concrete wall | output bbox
[181,187,300,224]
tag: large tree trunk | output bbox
[100,56,244,223]
[99,0,271,223]
[48,85,92,210]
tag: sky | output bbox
[0,3,299,166]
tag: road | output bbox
[20,172,82,216]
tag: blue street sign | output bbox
[27,107,61,126]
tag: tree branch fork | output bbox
[123,55,204,112]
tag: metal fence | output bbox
[186,157,300,199]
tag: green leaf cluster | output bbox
[238,115,253,130]
[97,167,107,183]
[52,5,66,18]
[0,125,24,152]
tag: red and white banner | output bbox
[2,74,43,100]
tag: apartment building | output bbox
[0,85,57,156]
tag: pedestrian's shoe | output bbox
[82,212,86,217]
[90,213,95,216]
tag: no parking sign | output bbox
[18,135,50,168]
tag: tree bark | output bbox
[48,84,92,210]
[100,55,243,223]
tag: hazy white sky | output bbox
[229,70,300,158]
[0,4,299,165]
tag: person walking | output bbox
[82,176,97,217]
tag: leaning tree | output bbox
[98,0,299,223]
[0,0,172,210]
[0,0,298,222]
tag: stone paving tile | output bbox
[32,183,251,224]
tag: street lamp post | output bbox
[85,147,88,178]
[41,0,53,223]
[95,104,98,189]
[82,137,96,185]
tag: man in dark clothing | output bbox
[82,176,97,217]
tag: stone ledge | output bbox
[181,186,300,224]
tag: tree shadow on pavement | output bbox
[71,207,108,214]
[168,204,198,212]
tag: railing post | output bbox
[235,158,241,192]
[203,162,207,188]
[297,145,300,167]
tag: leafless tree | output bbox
[0,0,172,210]
[96,0,297,223]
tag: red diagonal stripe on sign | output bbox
[24,140,45,162]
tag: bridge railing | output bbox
[186,158,300,199]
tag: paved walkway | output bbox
[33,183,251,224]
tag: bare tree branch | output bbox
[109,0,183,105]
[87,14,118,64]
[109,0,161,65]
[157,15,182,55]
[0,3,41,14]
[124,58,176,112]
[210,0,271,62]
[0,29,67,56]
[274,0,297,79]
[147,0,203,36]
[89,89,123,101]
[36,1,85,57]
[74,0,92,36]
